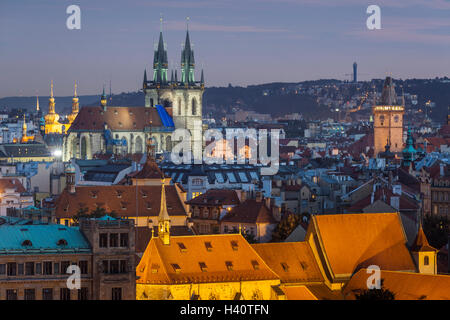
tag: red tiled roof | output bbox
[69,106,164,132]
[55,185,187,218]
[221,199,277,224]
[186,189,240,206]
[0,178,26,193]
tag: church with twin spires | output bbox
[62,25,204,162]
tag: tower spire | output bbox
[153,18,168,85]
[36,95,40,112]
[100,85,107,109]
[158,179,171,245]
[74,81,77,97]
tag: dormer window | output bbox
[171,263,181,273]
[116,190,123,198]
[251,260,259,270]
[225,261,233,271]
[230,240,238,251]
[204,242,213,252]
[281,262,289,272]
[21,240,32,247]
[57,239,68,246]
[199,262,208,272]
[90,191,98,199]
[151,263,159,274]
[177,242,187,253]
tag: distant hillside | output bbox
[1,78,448,122]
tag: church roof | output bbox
[136,234,279,285]
[55,185,187,218]
[252,242,324,284]
[68,106,174,132]
[309,213,416,277]
[411,226,437,252]
[343,269,450,300]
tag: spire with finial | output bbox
[158,179,171,245]
[181,17,195,86]
[36,95,40,112]
[143,69,148,89]
[153,15,168,85]
[200,69,204,88]
[48,80,56,114]
[68,81,79,124]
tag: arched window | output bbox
[424,255,429,266]
[192,98,197,115]
[379,115,385,125]
[135,136,143,153]
[178,98,182,115]
[166,135,172,152]
[72,139,78,158]
[81,137,87,159]
[394,115,399,123]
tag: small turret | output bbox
[65,163,76,194]
[411,226,438,274]
[100,86,107,110]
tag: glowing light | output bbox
[52,149,62,157]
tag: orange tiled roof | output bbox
[311,213,416,276]
[343,269,450,300]
[252,242,324,284]
[136,234,279,285]
[55,185,186,218]
[281,285,318,300]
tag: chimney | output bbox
[238,189,247,203]
[255,191,262,202]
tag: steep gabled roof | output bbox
[309,213,416,277]
[411,226,438,252]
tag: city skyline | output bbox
[1,0,449,97]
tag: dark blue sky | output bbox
[1,0,449,97]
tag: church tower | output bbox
[44,80,62,134]
[67,81,79,126]
[411,226,438,274]
[373,76,404,156]
[143,18,204,157]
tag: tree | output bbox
[355,279,395,300]
[72,207,117,225]
[423,214,449,249]
[271,213,302,242]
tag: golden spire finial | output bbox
[160,13,163,32]
[74,81,77,97]
[36,95,39,111]
[238,224,242,234]
[50,80,54,98]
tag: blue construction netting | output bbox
[155,104,175,127]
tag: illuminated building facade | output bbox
[373,76,404,156]
[44,81,64,135]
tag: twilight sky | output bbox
[0,0,449,97]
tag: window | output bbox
[25,262,34,275]
[99,233,108,248]
[6,289,17,300]
[110,260,119,274]
[120,233,129,247]
[42,288,53,300]
[43,261,53,275]
[394,115,399,123]
[7,262,16,276]
[0,264,5,275]
[177,242,187,252]
[24,289,35,300]
[36,262,42,275]
[78,287,88,300]
[79,261,88,274]
[424,256,429,266]
[281,262,289,272]
[60,288,71,300]
[60,261,70,274]
[225,261,233,271]
[199,262,208,272]
[120,260,127,273]
[112,288,122,300]
[110,233,119,247]
[204,242,213,252]
[18,263,24,275]
[171,264,181,273]
[251,260,260,270]
[230,241,238,251]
